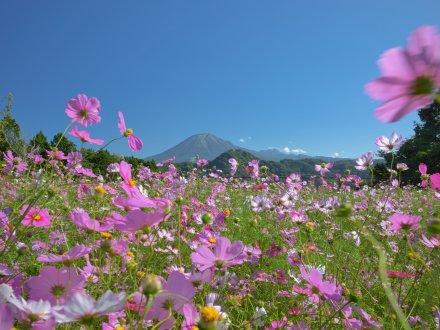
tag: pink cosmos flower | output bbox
[375,132,403,153]
[114,208,167,233]
[191,237,245,271]
[419,163,429,187]
[196,159,208,167]
[228,158,238,176]
[20,205,51,228]
[68,126,104,145]
[396,163,409,171]
[148,272,195,329]
[37,245,92,263]
[3,150,28,172]
[27,266,85,305]
[298,266,341,303]
[46,150,66,160]
[70,208,112,232]
[386,270,415,279]
[245,160,259,179]
[365,26,440,122]
[65,94,101,127]
[420,234,439,249]
[286,173,302,189]
[118,112,143,152]
[119,160,139,195]
[389,212,422,232]
[314,162,334,177]
[430,173,440,191]
[355,152,374,170]
[0,304,13,330]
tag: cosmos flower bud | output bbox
[344,169,351,176]
[202,213,213,224]
[334,203,352,218]
[175,195,184,205]
[427,218,440,235]
[141,274,162,296]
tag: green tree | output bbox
[0,94,23,154]
[373,101,440,184]
[50,133,77,154]
[30,131,51,154]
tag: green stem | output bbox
[362,229,411,330]
[55,122,73,148]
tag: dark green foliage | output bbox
[0,94,23,154]
[30,131,51,154]
[374,101,440,184]
[50,133,77,154]
[179,149,369,179]
[81,149,121,175]
[125,156,158,172]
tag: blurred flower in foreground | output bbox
[366,26,440,122]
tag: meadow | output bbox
[1,25,440,330]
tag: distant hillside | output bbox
[146,133,353,163]
[176,149,368,179]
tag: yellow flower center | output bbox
[191,327,200,330]
[129,179,136,187]
[115,326,126,330]
[201,306,220,322]
[224,209,231,216]
[127,251,134,257]
[208,237,217,244]
[95,186,105,194]
[124,128,133,137]
[33,214,41,221]
[101,232,112,239]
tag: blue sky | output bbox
[0,1,439,158]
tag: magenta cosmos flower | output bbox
[68,126,104,145]
[3,150,28,172]
[375,132,403,153]
[70,208,112,232]
[20,205,51,228]
[365,26,440,122]
[314,161,334,177]
[389,212,422,232]
[27,266,85,304]
[196,159,208,167]
[118,112,143,152]
[65,94,101,127]
[191,237,245,271]
[430,173,440,191]
[37,244,92,263]
[148,272,195,329]
[419,163,430,187]
[296,266,341,303]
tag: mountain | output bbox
[146,133,239,162]
[146,133,351,163]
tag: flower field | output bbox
[0,26,440,330]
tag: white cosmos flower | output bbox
[54,291,126,323]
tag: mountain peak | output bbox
[146,133,239,162]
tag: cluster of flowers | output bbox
[0,25,439,330]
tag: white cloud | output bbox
[332,152,340,158]
[281,147,307,155]
[239,137,252,143]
